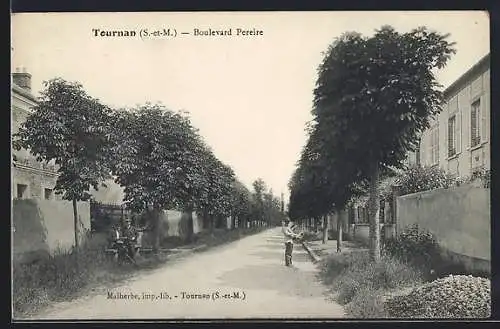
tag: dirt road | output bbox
[32,228,344,320]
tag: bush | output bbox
[396,165,454,196]
[385,275,491,318]
[346,287,389,318]
[384,224,440,274]
[335,256,422,305]
[320,250,423,305]
[471,167,491,188]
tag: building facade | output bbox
[11,68,60,200]
[407,53,490,178]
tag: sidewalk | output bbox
[302,238,368,262]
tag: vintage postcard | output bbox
[11,11,491,321]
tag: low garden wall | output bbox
[12,199,91,263]
[397,184,490,273]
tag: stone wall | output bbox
[397,184,490,272]
[12,199,91,263]
[12,166,59,200]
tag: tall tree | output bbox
[13,78,114,260]
[196,152,235,231]
[252,178,267,227]
[109,104,209,251]
[312,26,456,261]
[231,180,253,229]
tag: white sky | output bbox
[11,11,489,201]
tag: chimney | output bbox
[12,67,32,92]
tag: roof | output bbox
[443,53,490,99]
[12,82,37,103]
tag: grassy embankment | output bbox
[13,226,268,318]
[317,226,491,318]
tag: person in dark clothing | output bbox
[282,219,299,266]
[121,217,138,260]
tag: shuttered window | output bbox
[448,115,457,157]
[481,98,487,143]
[471,100,481,147]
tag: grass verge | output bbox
[319,249,424,318]
[12,226,268,318]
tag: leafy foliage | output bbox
[289,25,455,261]
[250,179,285,226]
[394,165,455,196]
[231,180,253,225]
[197,150,235,221]
[312,26,456,171]
[383,224,440,272]
[13,78,114,201]
[109,104,211,212]
[471,167,491,188]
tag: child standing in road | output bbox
[282,219,299,266]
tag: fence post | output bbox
[391,184,402,235]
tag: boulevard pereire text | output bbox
[92,28,264,38]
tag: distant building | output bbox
[406,53,490,178]
[11,68,125,204]
[11,68,60,200]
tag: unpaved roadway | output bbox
[30,227,344,320]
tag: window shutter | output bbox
[481,97,487,142]
[448,118,454,157]
[456,111,461,153]
[471,106,477,147]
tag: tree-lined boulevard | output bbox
[33,228,344,319]
[13,14,491,319]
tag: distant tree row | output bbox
[13,79,284,254]
[288,25,456,261]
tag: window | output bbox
[44,188,53,200]
[17,184,28,199]
[448,115,457,157]
[471,100,481,147]
[429,127,439,165]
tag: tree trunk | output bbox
[184,210,194,243]
[210,216,215,233]
[368,164,381,262]
[322,214,329,244]
[72,198,79,267]
[337,212,343,253]
[152,206,161,254]
[203,211,210,230]
[231,215,236,230]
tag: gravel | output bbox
[385,274,491,319]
